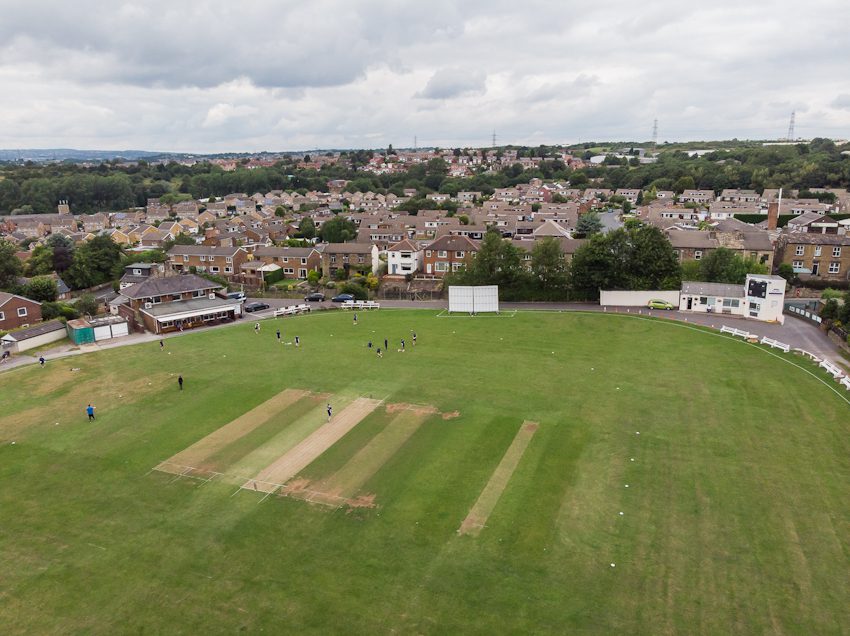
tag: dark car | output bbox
[304,292,326,302]
[243,301,270,313]
[331,293,355,303]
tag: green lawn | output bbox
[1,310,848,634]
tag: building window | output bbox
[814,246,822,256]
[200,255,206,261]
[193,290,205,298]
[833,247,842,257]
[0,311,4,321]
[284,268,294,274]
[425,250,432,257]
[151,296,162,304]
[438,250,448,258]
[795,245,804,256]
[829,262,840,274]
[330,256,336,263]
[226,256,233,263]
[209,256,215,262]
[792,260,803,269]
[455,251,464,258]
[17,307,28,317]
[210,266,219,273]
[301,258,307,265]
[183,255,189,262]
[225,267,232,273]
[435,262,449,272]
[694,250,702,260]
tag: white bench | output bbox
[840,376,850,391]
[720,325,755,340]
[819,359,846,380]
[760,336,790,353]
[274,304,312,317]
[341,300,380,310]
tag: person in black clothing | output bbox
[178,375,184,391]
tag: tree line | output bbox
[2,138,848,216]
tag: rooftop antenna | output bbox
[651,118,658,149]
[786,111,795,141]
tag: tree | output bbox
[575,211,603,237]
[162,233,196,251]
[698,248,767,284]
[319,216,357,243]
[275,205,286,217]
[0,239,22,291]
[673,175,696,194]
[298,217,317,239]
[627,225,681,290]
[24,276,58,302]
[680,260,701,281]
[65,235,124,289]
[75,293,99,317]
[530,237,569,298]
[24,244,55,276]
[307,270,321,286]
[777,263,796,284]
[45,234,75,273]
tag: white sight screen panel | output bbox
[448,286,499,313]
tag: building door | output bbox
[299,269,307,278]
[686,297,692,310]
[812,262,819,276]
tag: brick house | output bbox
[251,246,322,279]
[422,235,480,276]
[775,234,850,280]
[0,292,42,330]
[117,274,241,334]
[167,245,248,279]
[319,243,380,278]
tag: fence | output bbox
[273,304,312,317]
[341,300,380,310]
[784,303,823,325]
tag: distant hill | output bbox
[0,148,174,162]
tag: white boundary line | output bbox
[435,309,517,318]
[581,311,850,408]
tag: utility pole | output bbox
[786,111,796,141]
[491,130,497,148]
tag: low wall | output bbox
[599,290,680,307]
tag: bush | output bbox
[333,268,348,281]
[41,301,79,321]
[821,288,843,299]
[340,282,368,300]
[75,293,100,317]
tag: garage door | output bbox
[93,325,113,341]
[110,322,129,338]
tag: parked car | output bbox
[647,299,675,310]
[331,293,355,303]
[225,291,246,301]
[304,292,326,302]
[243,301,270,312]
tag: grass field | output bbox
[1,309,849,634]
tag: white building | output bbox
[386,239,422,276]
[679,274,786,323]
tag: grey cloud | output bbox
[832,95,850,111]
[417,68,486,99]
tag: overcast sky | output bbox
[1,0,849,152]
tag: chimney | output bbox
[767,201,779,230]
